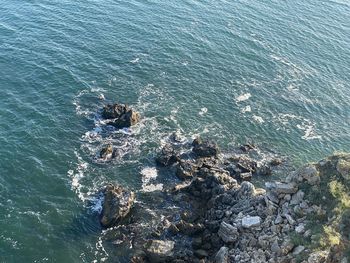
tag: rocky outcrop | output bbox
[155,144,179,167]
[100,184,135,227]
[102,103,140,128]
[192,138,219,158]
[144,240,175,262]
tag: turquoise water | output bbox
[1,0,350,262]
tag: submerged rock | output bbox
[100,184,135,227]
[102,103,140,128]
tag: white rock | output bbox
[293,245,305,255]
[242,216,261,228]
[295,223,305,234]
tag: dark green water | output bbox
[0,0,349,262]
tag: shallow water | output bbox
[0,0,349,262]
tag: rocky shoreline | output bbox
[95,103,350,263]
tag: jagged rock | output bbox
[265,182,298,194]
[290,190,304,205]
[144,240,175,262]
[336,157,350,180]
[192,139,219,158]
[102,103,140,128]
[236,156,257,173]
[297,165,320,185]
[156,144,179,166]
[214,246,229,263]
[307,250,329,263]
[218,221,238,243]
[176,220,204,236]
[176,160,197,180]
[236,181,256,199]
[100,184,135,227]
[242,216,261,228]
[240,172,252,181]
[100,144,113,158]
[271,240,281,255]
[239,143,255,152]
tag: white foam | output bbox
[236,93,251,102]
[241,105,251,113]
[253,115,265,123]
[199,107,208,116]
[140,167,163,192]
[90,193,104,214]
[130,57,140,63]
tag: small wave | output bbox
[236,93,251,102]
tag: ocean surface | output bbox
[0,0,349,262]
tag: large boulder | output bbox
[102,103,140,128]
[100,184,135,227]
[144,240,175,262]
[192,139,219,158]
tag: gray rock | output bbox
[214,246,229,263]
[192,139,219,158]
[308,250,329,263]
[100,144,113,159]
[194,249,208,259]
[218,221,238,243]
[293,245,305,255]
[298,165,320,185]
[242,216,261,228]
[265,182,298,194]
[295,223,305,234]
[102,103,140,128]
[155,144,178,166]
[100,184,135,227]
[337,157,350,180]
[290,190,305,205]
[144,240,175,262]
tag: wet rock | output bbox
[240,172,252,181]
[218,221,238,243]
[176,160,197,180]
[236,156,257,173]
[102,103,140,128]
[156,144,179,166]
[100,144,113,159]
[144,240,175,262]
[100,184,135,227]
[214,246,229,263]
[240,143,255,152]
[192,139,219,158]
[242,216,261,228]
